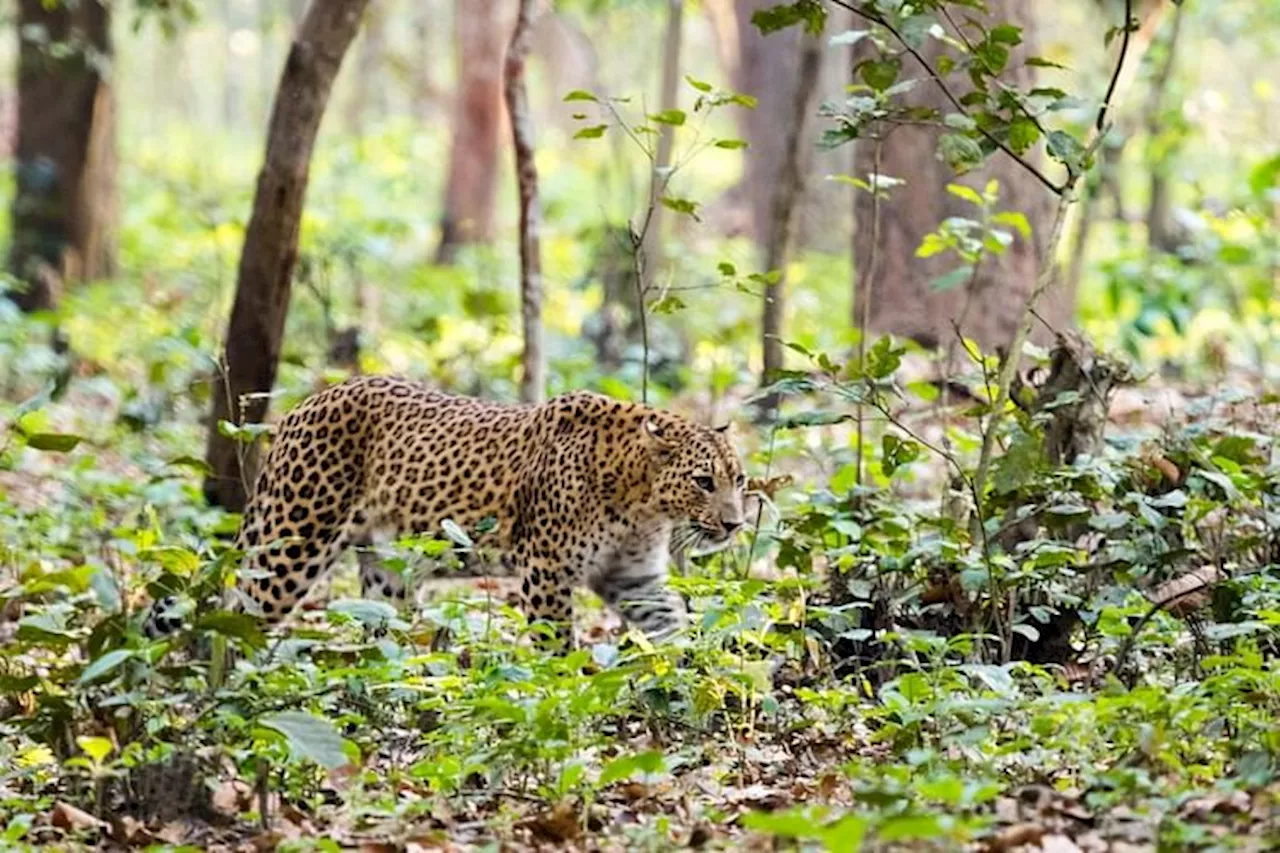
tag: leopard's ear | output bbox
[642,416,676,462]
[712,422,736,438]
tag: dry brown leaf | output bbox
[50,801,107,833]
[523,799,581,844]
[1150,566,1223,618]
[983,822,1046,851]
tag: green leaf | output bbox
[440,518,474,548]
[649,109,686,126]
[717,261,737,276]
[989,24,1022,45]
[1046,129,1086,174]
[599,750,666,786]
[938,134,984,173]
[751,1,826,35]
[1008,117,1040,154]
[259,711,354,770]
[1026,56,1068,69]
[649,295,686,315]
[328,598,402,629]
[573,124,609,140]
[196,611,266,649]
[946,183,984,206]
[991,211,1032,240]
[166,454,212,475]
[685,75,712,93]
[714,138,748,149]
[79,649,135,685]
[660,196,700,219]
[829,29,870,47]
[562,89,598,102]
[943,112,977,132]
[859,59,900,92]
[25,432,83,452]
[76,736,115,764]
[930,265,974,293]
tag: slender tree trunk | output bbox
[8,0,116,311]
[204,0,370,511]
[1144,3,1184,253]
[640,0,685,290]
[759,34,823,418]
[345,2,387,134]
[852,0,1059,350]
[506,0,545,404]
[435,0,513,264]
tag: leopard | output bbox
[146,375,746,645]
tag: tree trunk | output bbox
[852,1,1060,351]
[759,33,823,418]
[1144,3,1184,254]
[203,0,369,512]
[434,0,513,264]
[8,0,116,311]
[506,0,545,404]
[345,2,387,134]
[639,0,685,291]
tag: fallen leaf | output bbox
[523,800,581,843]
[984,822,1046,851]
[50,802,107,833]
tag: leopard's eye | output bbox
[693,475,715,492]
[735,473,746,488]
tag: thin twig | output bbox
[854,138,883,485]
[1096,0,1135,132]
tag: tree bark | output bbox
[759,33,823,417]
[506,0,545,404]
[203,0,369,512]
[8,0,116,311]
[434,0,514,264]
[639,0,685,291]
[852,1,1060,351]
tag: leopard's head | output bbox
[643,414,746,555]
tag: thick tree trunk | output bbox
[852,1,1060,351]
[8,0,116,311]
[506,0,545,404]
[759,34,823,417]
[435,0,514,264]
[203,0,369,512]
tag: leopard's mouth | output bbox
[689,523,735,556]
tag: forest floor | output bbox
[1,348,1278,852]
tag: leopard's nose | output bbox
[722,518,743,535]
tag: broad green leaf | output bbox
[938,134,984,173]
[259,711,353,770]
[859,59,900,92]
[930,265,974,293]
[599,750,666,786]
[440,518,474,548]
[649,109,686,126]
[79,649,134,684]
[1008,117,1040,154]
[685,75,712,92]
[195,611,266,649]
[991,211,1032,240]
[714,138,748,149]
[573,124,608,139]
[76,736,114,763]
[327,598,401,629]
[562,89,597,102]
[946,183,984,206]
[25,433,83,452]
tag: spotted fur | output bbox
[148,375,746,645]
